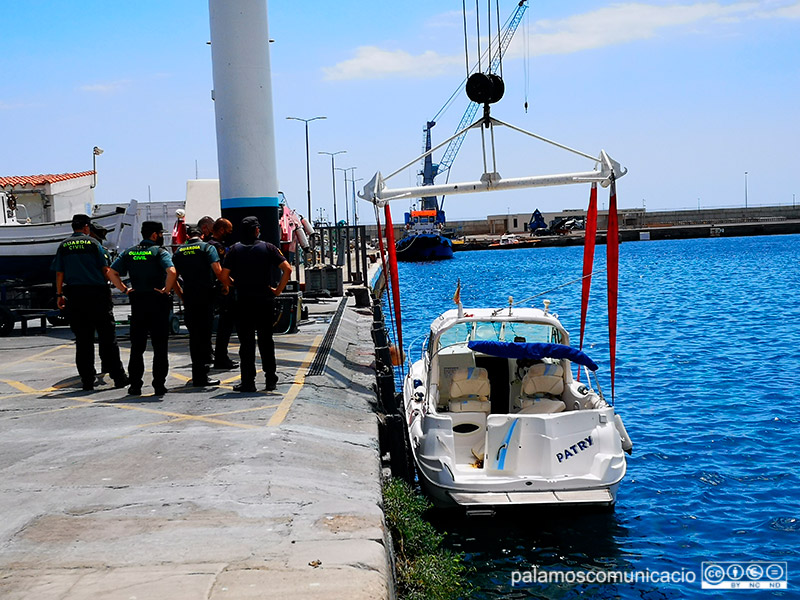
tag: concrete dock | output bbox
[0,297,392,599]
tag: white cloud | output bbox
[521,2,761,57]
[79,79,132,94]
[324,2,800,80]
[322,46,461,81]
[757,1,800,19]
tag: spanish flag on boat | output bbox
[453,279,463,318]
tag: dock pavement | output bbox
[0,297,392,599]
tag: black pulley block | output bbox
[466,72,505,105]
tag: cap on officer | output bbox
[89,221,109,240]
[141,221,166,238]
[71,214,92,230]
[241,216,260,230]
[186,225,203,238]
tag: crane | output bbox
[419,0,529,213]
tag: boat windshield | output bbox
[436,320,561,351]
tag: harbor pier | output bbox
[0,287,393,599]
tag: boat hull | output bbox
[0,206,136,285]
[409,410,627,510]
[395,233,454,262]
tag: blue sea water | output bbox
[388,234,800,598]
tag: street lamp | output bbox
[318,150,346,225]
[336,167,355,227]
[91,146,104,189]
[744,171,748,210]
[352,177,363,227]
[286,116,326,220]
[342,167,358,225]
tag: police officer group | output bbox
[52,214,291,396]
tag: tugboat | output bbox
[396,206,453,262]
[395,122,454,262]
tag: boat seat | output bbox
[521,361,564,397]
[514,361,566,413]
[449,367,491,413]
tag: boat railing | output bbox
[407,333,429,366]
[582,364,611,406]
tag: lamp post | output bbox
[318,150,346,225]
[335,167,351,225]
[286,116,326,220]
[744,171,748,210]
[352,176,363,227]
[337,167,356,225]
[91,146,104,189]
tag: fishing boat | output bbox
[487,233,540,249]
[0,185,138,284]
[402,298,632,510]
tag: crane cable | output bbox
[462,0,470,82]
[523,5,530,112]
[475,0,482,72]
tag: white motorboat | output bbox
[402,301,632,511]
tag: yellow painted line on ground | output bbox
[66,397,260,430]
[2,344,72,368]
[137,403,282,428]
[268,335,323,427]
[0,403,93,421]
[0,379,41,394]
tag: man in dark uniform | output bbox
[208,218,237,370]
[221,216,292,392]
[108,221,177,396]
[173,226,227,387]
[87,221,121,383]
[198,216,215,242]
[52,214,128,391]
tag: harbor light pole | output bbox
[91,146,103,189]
[287,116,326,220]
[744,171,748,210]
[352,176,363,226]
[319,150,346,225]
[335,167,352,226]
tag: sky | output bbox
[2,1,799,224]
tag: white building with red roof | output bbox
[0,171,95,225]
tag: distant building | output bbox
[487,208,646,233]
[0,172,95,224]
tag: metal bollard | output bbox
[377,368,397,413]
[372,324,388,347]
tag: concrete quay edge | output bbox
[0,296,393,599]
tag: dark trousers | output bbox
[64,285,125,385]
[128,292,171,388]
[235,293,276,386]
[214,290,236,362]
[183,288,214,381]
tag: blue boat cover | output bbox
[467,341,599,371]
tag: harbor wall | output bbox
[365,204,800,240]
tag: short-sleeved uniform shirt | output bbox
[172,238,220,290]
[110,239,173,292]
[51,232,108,286]
[207,238,228,262]
[223,240,286,297]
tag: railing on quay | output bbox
[305,224,370,287]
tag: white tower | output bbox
[208,0,279,244]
